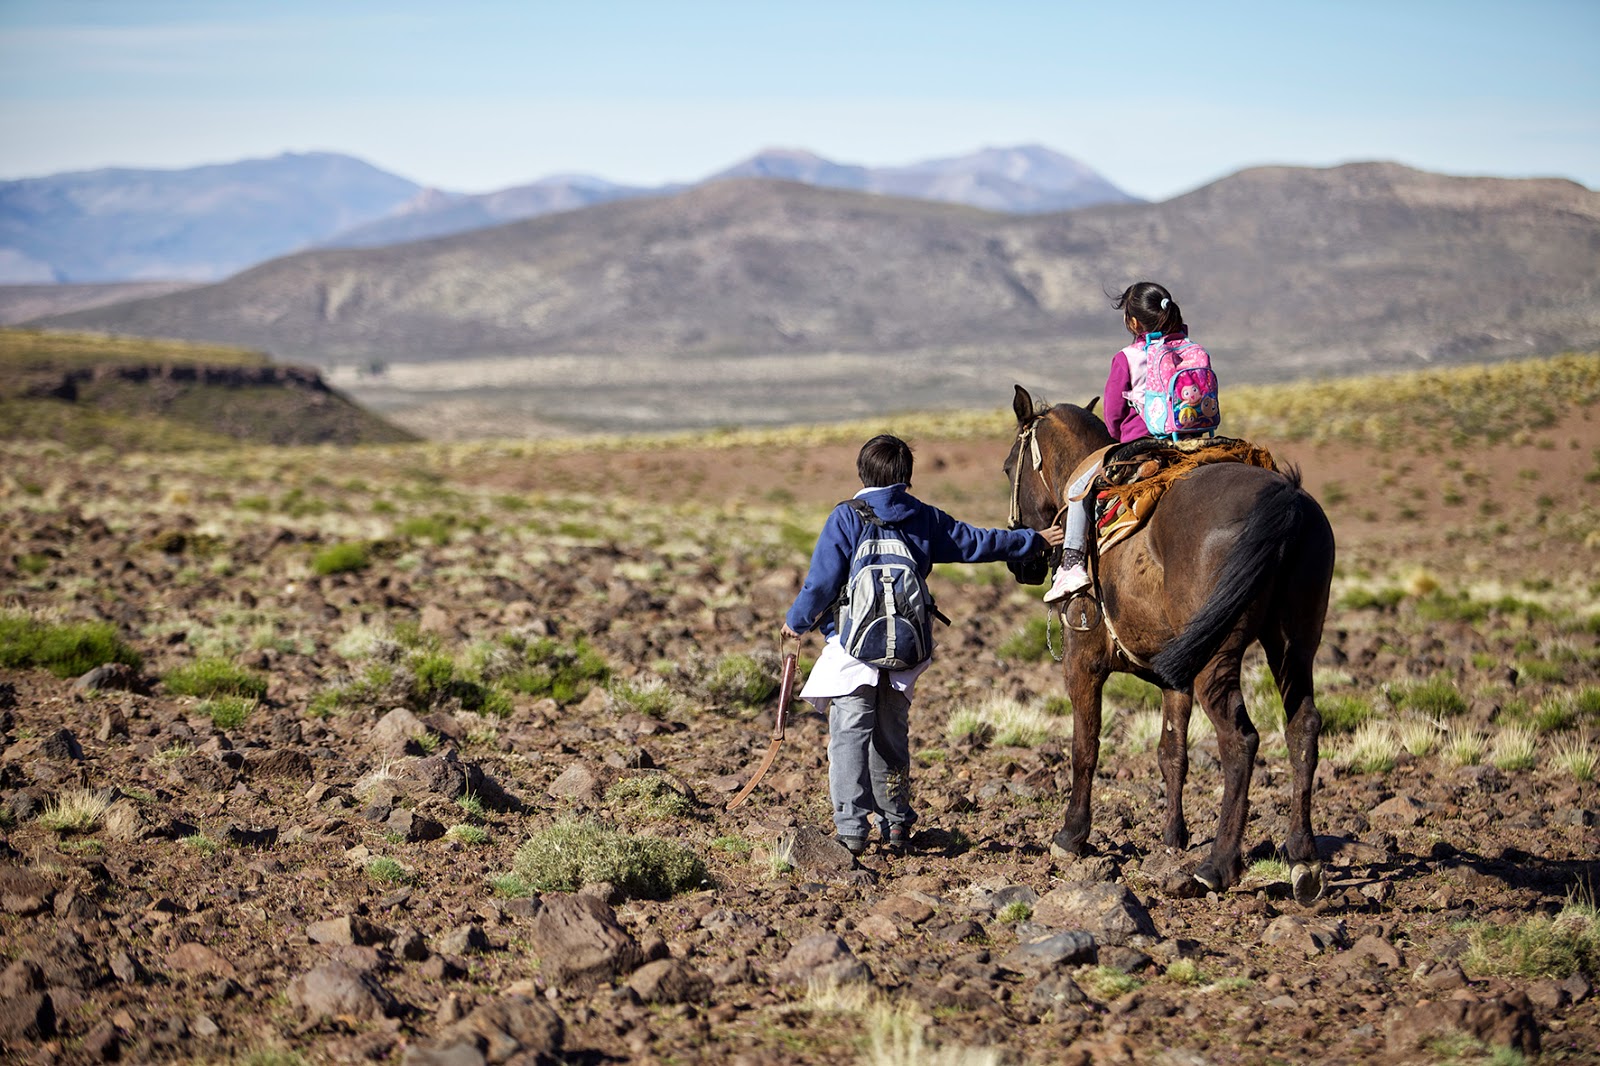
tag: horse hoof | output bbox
[1192,864,1224,893]
[1049,831,1084,861]
[1291,863,1325,906]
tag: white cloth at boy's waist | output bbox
[798,635,932,706]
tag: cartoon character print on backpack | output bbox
[1134,334,1221,440]
[834,499,938,670]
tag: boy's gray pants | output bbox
[828,674,914,838]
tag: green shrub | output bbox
[395,515,455,545]
[199,696,256,730]
[311,541,371,576]
[1103,674,1162,713]
[1518,659,1566,684]
[498,635,611,705]
[1390,677,1467,717]
[0,612,141,677]
[700,653,776,707]
[163,658,268,700]
[1464,901,1600,979]
[608,676,682,718]
[366,856,412,884]
[605,775,696,819]
[1339,586,1404,611]
[510,819,707,899]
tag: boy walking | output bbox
[781,434,1062,855]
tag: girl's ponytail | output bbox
[1114,281,1186,336]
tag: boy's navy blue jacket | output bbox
[785,484,1049,639]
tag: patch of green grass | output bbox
[1489,725,1538,771]
[1319,693,1374,734]
[997,901,1033,923]
[444,824,489,845]
[496,634,611,706]
[490,873,535,898]
[711,835,753,858]
[510,818,707,899]
[996,618,1050,662]
[699,652,777,707]
[163,657,268,700]
[1166,958,1206,985]
[1339,586,1404,611]
[1517,659,1566,684]
[37,788,111,833]
[1390,676,1468,718]
[311,541,371,576]
[607,676,682,718]
[365,856,413,884]
[1337,721,1398,773]
[394,514,455,545]
[199,696,256,730]
[456,791,486,820]
[181,833,221,855]
[1082,966,1143,999]
[1463,899,1600,980]
[1103,674,1162,712]
[0,611,142,677]
[604,775,696,819]
[1552,735,1597,782]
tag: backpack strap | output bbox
[838,498,951,627]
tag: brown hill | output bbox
[34,162,1600,382]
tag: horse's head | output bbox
[1004,383,1114,533]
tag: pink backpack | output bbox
[1130,333,1221,439]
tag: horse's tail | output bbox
[1150,469,1309,689]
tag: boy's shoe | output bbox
[835,834,868,856]
[884,823,910,854]
[1043,553,1090,603]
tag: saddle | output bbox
[1090,436,1279,557]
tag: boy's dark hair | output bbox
[857,434,913,487]
[1114,281,1185,336]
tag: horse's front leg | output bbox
[1052,655,1106,858]
[1158,686,1193,850]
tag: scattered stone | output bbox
[1343,933,1404,969]
[627,959,713,1005]
[3,728,82,763]
[307,914,393,947]
[1370,793,1428,827]
[527,893,644,988]
[1418,961,1468,992]
[372,708,431,755]
[97,708,129,741]
[998,930,1098,976]
[1098,945,1152,974]
[1386,993,1539,1057]
[775,933,870,986]
[0,866,54,914]
[1262,914,1345,955]
[411,994,564,1066]
[73,664,143,695]
[548,763,603,803]
[386,808,446,842]
[773,826,863,879]
[1032,882,1156,946]
[244,750,313,779]
[870,894,936,926]
[164,942,237,979]
[225,823,279,849]
[287,960,400,1021]
[436,924,490,956]
[0,991,55,1043]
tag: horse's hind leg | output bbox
[1192,646,1257,892]
[1053,663,1106,858]
[1158,687,1193,850]
[1263,629,1324,903]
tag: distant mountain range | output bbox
[0,145,1138,282]
[33,162,1600,382]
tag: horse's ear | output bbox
[1012,385,1034,425]
[1085,396,1100,415]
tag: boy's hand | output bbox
[781,623,802,641]
[1039,525,1066,548]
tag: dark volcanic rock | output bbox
[527,893,644,989]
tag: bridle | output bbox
[1008,413,1071,532]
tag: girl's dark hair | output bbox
[1113,281,1185,336]
[857,434,913,487]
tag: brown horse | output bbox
[1005,386,1335,902]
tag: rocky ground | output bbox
[1,402,1598,1066]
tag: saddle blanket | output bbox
[1094,438,1279,556]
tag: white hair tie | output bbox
[1159,298,1170,310]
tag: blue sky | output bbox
[1,0,1596,201]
